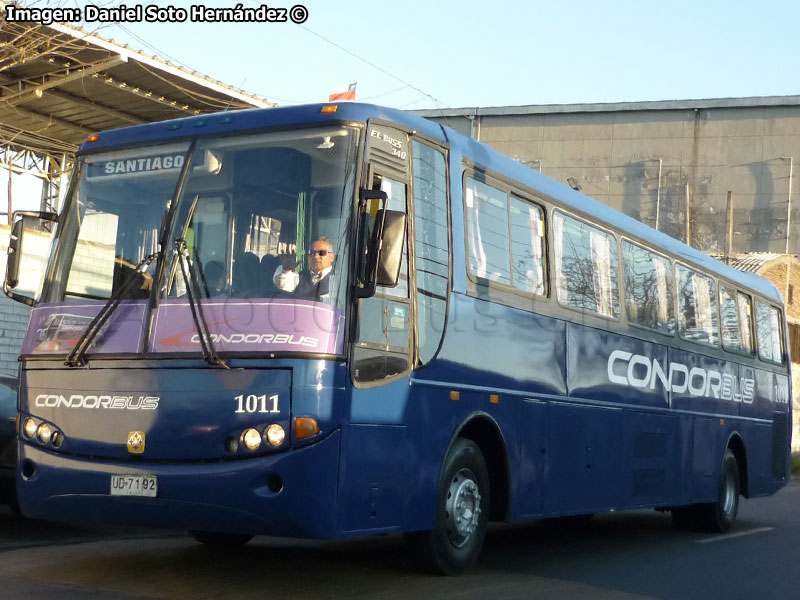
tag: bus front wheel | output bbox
[189,530,254,547]
[407,438,490,575]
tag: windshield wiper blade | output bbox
[65,252,159,368]
[174,238,229,369]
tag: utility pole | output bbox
[725,191,734,264]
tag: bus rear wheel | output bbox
[671,448,740,533]
[407,438,490,575]
[698,448,740,532]
[189,530,254,547]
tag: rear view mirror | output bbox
[4,210,58,306]
[375,210,406,287]
[5,217,25,290]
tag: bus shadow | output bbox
[0,508,778,600]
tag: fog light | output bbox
[23,418,37,439]
[242,428,262,451]
[37,422,53,445]
[265,424,285,447]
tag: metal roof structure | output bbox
[726,252,786,274]
[0,3,273,184]
[414,94,800,119]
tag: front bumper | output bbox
[18,429,341,538]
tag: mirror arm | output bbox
[13,210,58,222]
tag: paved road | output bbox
[1,481,799,599]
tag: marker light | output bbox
[294,417,319,440]
[265,424,285,447]
[23,418,37,439]
[86,134,100,143]
[242,428,262,451]
[37,422,53,445]
[321,105,338,114]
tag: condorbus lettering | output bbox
[189,332,320,348]
[606,352,756,403]
[668,363,688,393]
[34,394,159,410]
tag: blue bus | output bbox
[4,103,791,574]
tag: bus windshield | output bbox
[34,126,359,357]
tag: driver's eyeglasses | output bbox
[309,249,331,257]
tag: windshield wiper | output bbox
[174,238,229,369]
[65,252,159,368]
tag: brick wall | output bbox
[760,258,800,322]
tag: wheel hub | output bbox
[445,469,482,547]
[722,471,736,515]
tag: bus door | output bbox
[341,123,412,532]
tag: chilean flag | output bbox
[329,82,357,102]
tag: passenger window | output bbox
[737,293,754,354]
[465,178,511,285]
[756,301,785,364]
[509,197,545,295]
[554,211,619,318]
[622,241,674,334]
[677,265,718,346]
[413,142,449,366]
[719,285,742,351]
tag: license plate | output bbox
[110,474,157,497]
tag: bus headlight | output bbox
[23,418,37,439]
[242,428,262,451]
[37,422,53,445]
[265,424,285,447]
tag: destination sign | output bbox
[87,153,186,179]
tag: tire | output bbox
[407,438,490,575]
[671,448,740,533]
[697,448,740,533]
[189,530,254,547]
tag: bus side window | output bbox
[622,240,674,334]
[553,211,619,318]
[756,301,785,364]
[677,265,719,346]
[719,284,742,351]
[509,196,545,296]
[412,142,449,366]
[737,292,754,354]
[465,178,511,285]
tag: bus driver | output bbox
[273,236,335,300]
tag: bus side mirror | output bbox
[5,217,25,290]
[374,209,406,287]
[4,210,58,306]
[355,189,387,299]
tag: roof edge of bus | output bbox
[77,103,446,154]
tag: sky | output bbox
[4,0,800,210]
[83,0,800,110]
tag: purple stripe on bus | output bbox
[23,301,148,355]
[150,299,345,355]
[22,299,345,356]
